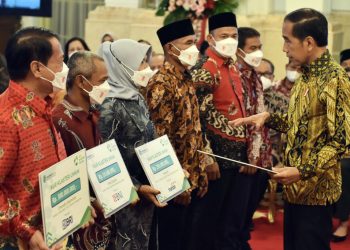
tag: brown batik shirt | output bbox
[146,61,208,192]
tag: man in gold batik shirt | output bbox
[230,8,350,250]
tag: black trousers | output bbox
[284,202,333,250]
[334,158,350,221]
[148,190,205,250]
[186,167,256,250]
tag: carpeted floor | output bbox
[250,210,350,250]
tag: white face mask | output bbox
[40,63,69,91]
[241,49,263,67]
[172,44,199,67]
[120,62,156,88]
[213,37,238,58]
[82,76,110,105]
[260,76,274,90]
[131,67,157,87]
[286,70,301,83]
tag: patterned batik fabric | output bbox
[146,61,208,192]
[0,81,66,247]
[237,62,272,168]
[191,47,248,169]
[52,96,113,250]
[266,50,350,205]
[264,79,292,165]
[98,96,157,250]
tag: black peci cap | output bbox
[340,49,350,63]
[209,12,237,32]
[157,19,195,46]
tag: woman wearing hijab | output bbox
[98,39,165,250]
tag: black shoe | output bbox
[331,234,348,243]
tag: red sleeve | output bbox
[0,123,37,240]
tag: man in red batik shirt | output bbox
[191,12,258,250]
[0,27,69,250]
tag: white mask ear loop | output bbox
[109,43,133,74]
[109,43,139,86]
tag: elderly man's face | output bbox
[255,60,274,81]
[81,59,108,93]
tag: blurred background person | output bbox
[256,58,276,91]
[332,48,350,243]
[101,32,114,43]
[64,36,91,63]
[340,48,350,78]
[53,37,91,107]
[0,53,9,93]
[149,53,164,71]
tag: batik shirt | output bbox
[266,50,350,205]
[264,79,292,165]
[146,61,207,191]
[0,81,66,247]
[237,62,272,168]
[192,48,248,169]
[52,96,101,156]
[99,96,157,250]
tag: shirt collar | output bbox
[301,49,331,77]
[9,81,52,117]
[62,95,98,122]
[206,47,233,67]
[236,61,254,78]
[162,61,191,81]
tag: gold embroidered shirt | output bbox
[267,50,350,205]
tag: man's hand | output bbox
[239,159,258,175]
[206,162,221,181]
[29,231,49,250]
[239,166,257,175]
[229,112,270,129]
[92,199,104,214]
[173,190,192,206]
[138,185,167,208]
[272,167,301,185]
[29,231,63,250]
[197,173,209,198]
[81,206,97,229]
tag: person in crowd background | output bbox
[149,53,165,71]
[0,53,9,93]
[101,33,115,43]
[331,48,350,243]
[64,37,90,63]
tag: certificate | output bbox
[135,135,190,203]
[39,149,91,248]
[86,139,139,218]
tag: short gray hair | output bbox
[66,51,104,90]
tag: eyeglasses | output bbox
[259,71,273,78]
